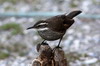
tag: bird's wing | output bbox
[46,15,66,32]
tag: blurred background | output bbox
[0,0,100,66]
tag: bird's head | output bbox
[27,20,48,31]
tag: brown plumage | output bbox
[27,10,82,47]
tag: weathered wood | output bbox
[53,47,68,66]
[31,42,68,66]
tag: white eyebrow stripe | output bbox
[38,23,48,26]
[37,27,49,31]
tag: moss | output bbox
[13,43,27,52]
[6,42,28,55]
[0,22,23,35]
[0,51,10,59]
[0,45,4,49]
[65,52,89,63]
[5,6,12,11]
[19,51,27,56]
[0,0,36,4]
[4,6,17,11]
[70,1,78,8]
[70,3,78,8]
[92,0,100,5]
[66,52,81,62]
[0,0,18,4]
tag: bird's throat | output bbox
[37,27,49,31]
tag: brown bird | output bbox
[27,10,82,47]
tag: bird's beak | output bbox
[27,26,34,30]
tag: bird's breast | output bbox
[38,28,65,41]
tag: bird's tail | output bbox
[66,10,82,19]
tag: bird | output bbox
[27,10,82,47]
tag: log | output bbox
[31,42,68,66]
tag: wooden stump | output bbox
[31,42,68,66]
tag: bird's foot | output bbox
[36,41,48,52]
[52,45,62,52]
[41,40,48,45]
[41,42,48,45]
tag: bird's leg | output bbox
[37,40,47,52]
[52,37,63,51]
[56,37,63,48]
[41,40,48,45]
[42,40,45,43]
